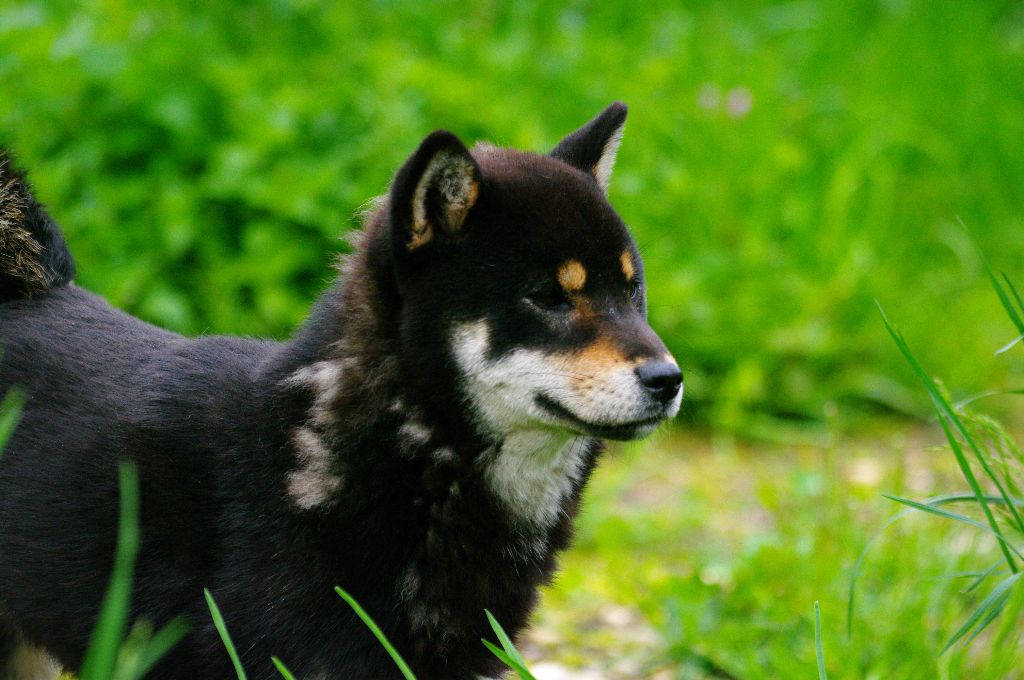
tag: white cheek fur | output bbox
[450,320,665,435]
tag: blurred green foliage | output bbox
[1,0,1022,431]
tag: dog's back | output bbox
[0,162,279,675]
[0,288,283,673]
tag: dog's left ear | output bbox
[390,130,482,252]
[550,101,627,194]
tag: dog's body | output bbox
[0,104,682,679]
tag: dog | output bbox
[0,102,682,679]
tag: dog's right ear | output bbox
[550,102,627,194]
[389,131,481,253]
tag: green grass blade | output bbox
[995,335,1023,356]
[814,601,828,680]
[481,639,514,664]
[205,588,248,680]
[484,610,530,668]
[335,586,417,680]
[956,389,1024,409]
[882,494,1024,561]
[483,610,536,680]
[0,388,25,456]
[1001,273,1024,330]
[80,461,141,680]
[126,617,190,680]
[878,303,1024,560]
[916,493,1024,508]
[941,571,1023,654]
[964,591,1013,646]
[980,256,1024,335]
[272,656,298,680]
[481,639,536,680]
[962,561,1007,595]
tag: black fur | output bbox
[550,101,627,184]
[0,103,679,679]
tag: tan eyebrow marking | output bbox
[557,259,587,293]
[620,251,635,281]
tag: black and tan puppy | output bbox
[0,103,682,679]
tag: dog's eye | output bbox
[629,280,643,303]
[525,285,572,312]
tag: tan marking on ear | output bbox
[409,160,436,250]
[446,179,479,229]
[593,122,625,193]
[407,223,433,251]
[620,251,635,281]
[557,259,587,293]
[408,152,478,251]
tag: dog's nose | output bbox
[635,361,682,403]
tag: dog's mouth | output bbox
[534,394,666,441]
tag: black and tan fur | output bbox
[0,104,682,679]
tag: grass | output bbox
[851,270,1024,657]
[204,588,248,680]
[878,304,1023,569]
[0,388,25,449]
[79,462,140,680]
[482,610,538,680]
[526,432,1024,679]
[815,601,828,680]
[334,586,417,680]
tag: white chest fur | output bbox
[479,429,591,529]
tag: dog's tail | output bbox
[0,150,75,300]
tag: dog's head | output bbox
[386,103,681,442]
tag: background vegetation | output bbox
[2,0,1023,678]
[3,0,1022,432]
